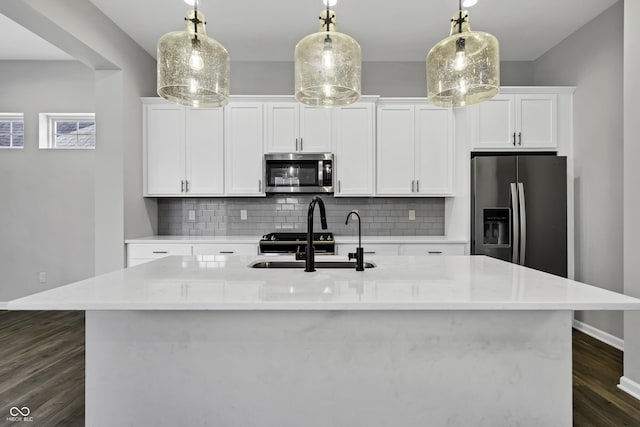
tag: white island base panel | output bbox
[86,309,572,427]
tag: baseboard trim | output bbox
[572,319,624,351]
[618,376,640,401]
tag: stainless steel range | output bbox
[259,232,335,255]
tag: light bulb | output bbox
[323,84,332,98]
[189,78,198,93]
[453,50,467,71]
[189,50,204,70]
[458,79,467,95]
[322,37,334,69]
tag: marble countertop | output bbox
[125,235,468,244]
[8,255,640,311]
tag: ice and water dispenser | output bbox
[482,209,510,246]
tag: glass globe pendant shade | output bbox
[295,9,361,107]
[157,9,230,108]
[426,10,499,108]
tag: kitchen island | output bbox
[9,255,640,426]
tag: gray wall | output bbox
[231,60,534,96]
[0,60,96,301]
[533,2,624,338]
[158,197,444,237]
[623,0,640,392]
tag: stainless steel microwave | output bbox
[264,153,333,193]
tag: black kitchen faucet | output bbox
[345,210,364,271]
[305,196,328,272]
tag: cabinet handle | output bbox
[364,251,376,254]
[300,138,303,151]
[338,180,341,193]
[186,180,190,192]
[258,179,262,192]
[181,180,185,192]
[428,251,443,254]
[152,251,168,254]
[416,180,420,193]
[513,132,516,146]
[518,132,522,146]
[219,251,234,254]
[295,138,299,151]
[411,180,415,192]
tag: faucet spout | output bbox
[345,211,364,271]
[305,196,328,272]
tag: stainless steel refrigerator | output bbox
[471,155,567,277]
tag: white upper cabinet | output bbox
[376,101,454,196]
[143,99,223,197]
[334,101,375,197]
[471,91,557,150]
[265,101,332,153]
[224,100,265,196]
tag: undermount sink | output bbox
[249,260,376,269]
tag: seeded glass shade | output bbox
[427,11,499,108]
[157,10,230,108]
[295,10,361,107]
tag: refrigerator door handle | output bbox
[510,183,520,264]
[518,182,527,265]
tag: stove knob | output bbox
[327,235,333,241]
[271,235,276,241]
[320,235,325,241]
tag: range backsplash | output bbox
[158,196,445,237]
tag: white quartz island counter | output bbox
[8,255,639,311]
[9,255,640,427]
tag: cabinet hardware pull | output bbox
[364,251,376,254]
[181,180,185,192]
[411,180,415,192]
[338,180,341,192]
[518,132,522,146]
[428,251,442,254]
[295,138,298,151]
[416,180,420,192]
[258,179,262,192]
[513,132,516,146]
[300,138,303,151]
[186,180,190,192]
[219,251,234,254]
[152,251,168,254]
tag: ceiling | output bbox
[0,0,619,62]
[0,13,73,60]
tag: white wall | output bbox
[0,60,96,301]
[532,2,624,338]
[622,0,640,397]
[230,61,534,96]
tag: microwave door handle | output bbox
[510,183,519,264]
[518,182,527,265]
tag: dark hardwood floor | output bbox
[1,311,640,426]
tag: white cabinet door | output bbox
[265,103,299,153]
[473,95,515,149]
[415,105,454,195]
[335,103,374,196]
[516,94,557,149]
[225,102,265,196]
[186,108,224,195]
[146,104,186,195]
[300,106,333,152]
[376,105,415,195]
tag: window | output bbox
[0,114,25,148]
[39,113,96,149]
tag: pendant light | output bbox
[426,0,499,108]
[157,1,230,108]
[294,0,361,107]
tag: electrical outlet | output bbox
[241,209,248,220]
[409,210,416,220]
[39,272,47,284]
[188,210,196,221]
